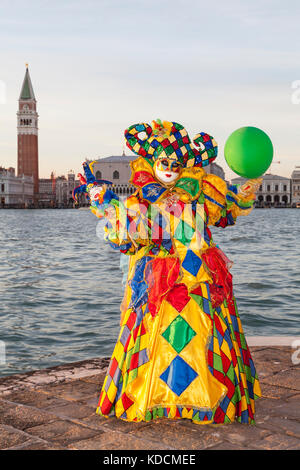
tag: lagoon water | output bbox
[0,208,299,377]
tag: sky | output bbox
[0,0,300,179]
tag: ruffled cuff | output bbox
[225,185,255,219]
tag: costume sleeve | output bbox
[90,188,149,254]
[202,174,255,228]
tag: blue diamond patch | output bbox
[160,356,198,396]
[182,249,202,276]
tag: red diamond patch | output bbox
[166,284,190,312]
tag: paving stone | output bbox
[90,415,152,433]
[6,440,67,450]
[207,441,247,450]
[251,347,294,376]
[77,395,99,408]
[202,422,272,445]
[255,397,288,415]
[0,386,14,397]
[128,420,223,450]
[256,415,300,438]
[25,420,100,446]
[43,402,95,419]
[77,414,108,429]
[286,393,300,403]
[0,400,57,431]
[256,394,300,419]
[249,433,300,450]
[259,382,298,400]
[261,367,300,391]
[69,432,171,450]
[80,373,106,385]
[254,396,300,425]
[4,390,71,409]
[43,380,98,401]
[269,399,300,420]
[0,424,33,450]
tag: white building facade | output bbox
[291,167,300,206]
[0,167,34,207]
[91,155,136,196]
[231,174,291,207]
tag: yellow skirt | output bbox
[96,281,261,424]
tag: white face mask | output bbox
[154,167,180,185]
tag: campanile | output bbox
[17,65,39,197]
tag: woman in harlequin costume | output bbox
[74,119,262,425]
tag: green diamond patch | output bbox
[174,220,195,247]
[162,315,196,353]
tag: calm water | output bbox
[0,208,299,377]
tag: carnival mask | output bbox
[154,157,182,186]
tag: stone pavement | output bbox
[0,346,299,450]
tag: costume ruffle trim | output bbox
[96,403,257,425]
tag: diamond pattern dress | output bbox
[91,157,261,425]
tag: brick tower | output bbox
[17,65,39,198]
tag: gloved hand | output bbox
[238,177,263,199]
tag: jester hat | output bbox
[124,119,218,168]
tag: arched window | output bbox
[266,195,272,202]
[113,170,119,180]
[258,195,264,202]
[95,170,102,180]
[282,195,288,204]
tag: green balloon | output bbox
[224,126,273,178]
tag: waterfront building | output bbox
[55,171,80,207]
[291,166,300,206]
[17,65,39,199]
[231,174,291,207]
[55,176,68,207]
[90,155,225,195]
[39,172,56,207]
[91,154,136,195]
[0,167,34,207]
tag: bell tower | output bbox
[17,65,39,197]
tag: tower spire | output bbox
[19,65,36,101]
